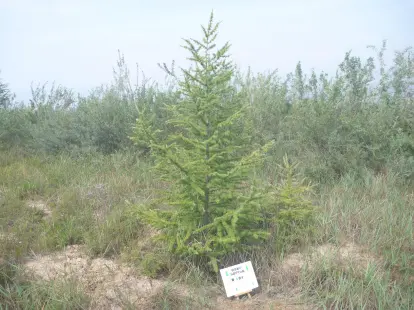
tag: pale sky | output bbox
[0,0,413,102]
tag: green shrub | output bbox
[131,12,316,273]
[266,156,317,252]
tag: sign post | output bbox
[219,261,259,298]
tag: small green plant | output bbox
[265,156,317,252]
[131,12,274,272]
[140,252,169,278]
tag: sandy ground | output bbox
[23,244,316,309]
[26,199,52,219]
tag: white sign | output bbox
[220,261,259,297]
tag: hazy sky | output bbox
[0,0,413,102]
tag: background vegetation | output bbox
[0,13,413,309]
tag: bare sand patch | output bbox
[26,200,52,218]
[23,245,169,309]
[282,242,383,276]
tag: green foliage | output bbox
[132,12,276,272]
[0,72,14,109]
[293,61,305,101]
[1,57,172,155]
[266,156,317,251]
[140,252,169,278]
[0,96,32,151]
[76,89,137,154]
